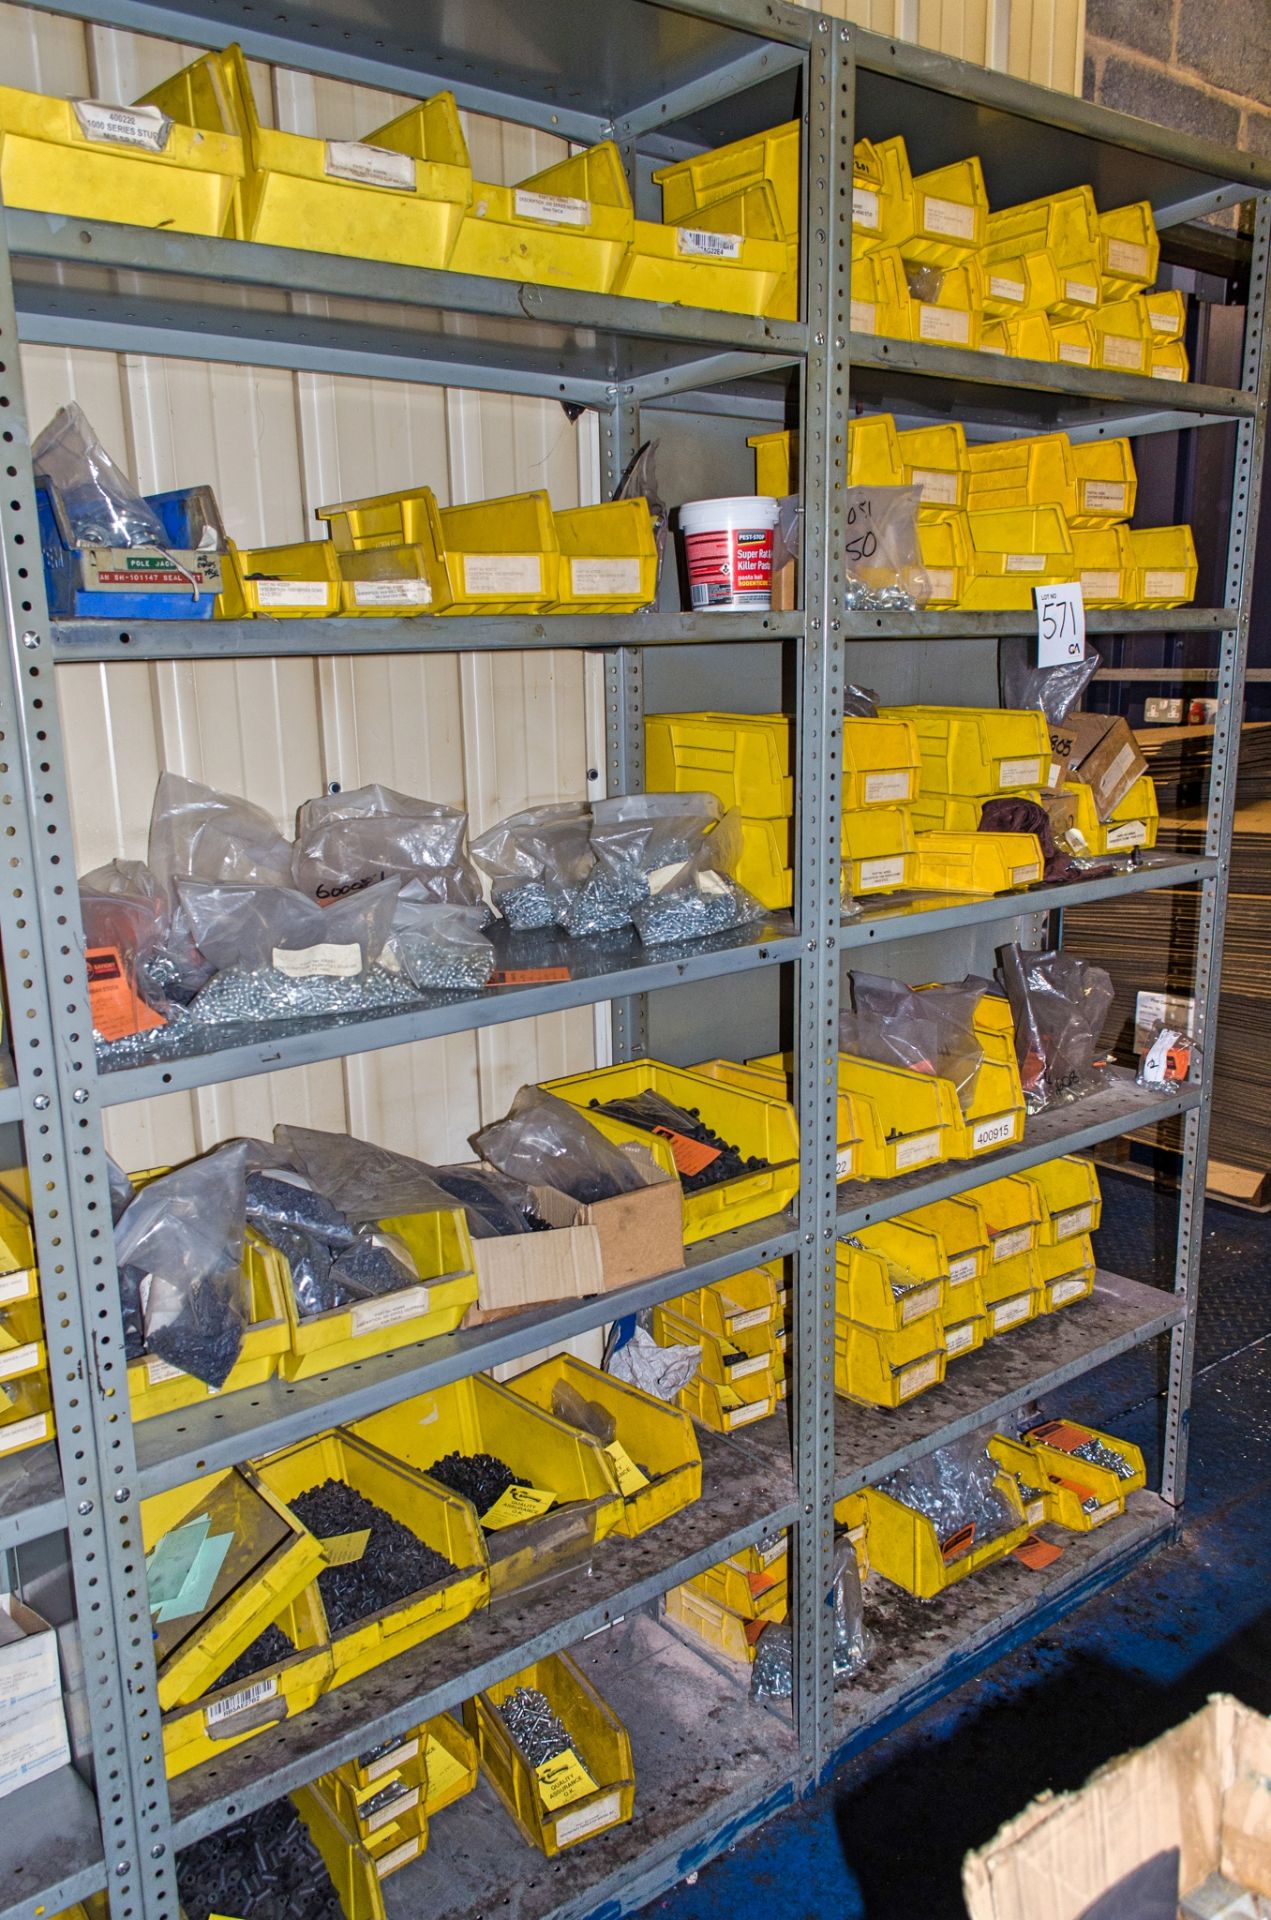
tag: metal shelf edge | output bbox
[850,332,1253,416]
[841,608,1235,638]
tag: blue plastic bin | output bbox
[39,483,224,619]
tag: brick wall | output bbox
[1085,0,1271,155]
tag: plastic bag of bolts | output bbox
[33,400,170,549]
[472,1084,647,1205]
[291,782,484,909]
[567,791,761,943]
[877,1430,1019,1551]
[382,892,495,991]
[1136,1021,1195,1094]
[178,1794,344,1920]
[631,808,765,947]
[149,770,296,893]
[586,1086,768,1193]
[842,484,929,612]
[114,1141,248,1388]
[274,1121,539,1239]
[750,1542,871,1701]
[997,941,1114,1112]
[471,801,596,932]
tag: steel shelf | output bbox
[841,608,1236,638]
[837,1072,1203,1236]
[0,1763,104,1920]
[93,918,800,1107]
[51,609,804,663]
[826,1492,1173,1776]
[166,1420,797,1845]
[841,853,1216,949]
[132,1212,798,1498]
[833,1270,1181,1497]
[0,1439,65,1552]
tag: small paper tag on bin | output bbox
[481,1484,557,1529]
[535,1748,596,1810]
[321,1529,371,1566]
[605,1441,650,1497]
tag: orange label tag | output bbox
[87,946,165,1042]
[1029,1420,1088,1453]
[746,1568,778,1599]
[652,1126,721,1178]
[488,967,571,985]
[1013,1535,1063,1570]
[939,1522,976,1565]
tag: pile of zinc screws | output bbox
[498,1686,586,1771]
[1071,1435,1136,1479]
[427,1451,528,1514]
[288,1480,457,1629]
[178,1797,342,1920]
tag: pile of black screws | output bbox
[289,1480,457,1630]
[178,1797,342,1920]
[212,1620,296,1693]
[589,1089,767,1193]
[498,1685,585,1771]
[427,1450,528,1514]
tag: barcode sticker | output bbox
[1083,481,1127,513]
[852,186,880,228]
[989,275,1026,302]
[850,298,877,334]
[901,1284,941,1322]
[204,1676,279,1729]
[1101,335,1144,371]
[899,1356,939,1395]
[325,140,416,191]
[923,195,975,240]
[554,1790,622,1846]
[945,1323,975,1355]
[0,1414,49,1454]
[918,305,970,345]
[253,578,330,609]
[1064,279,1098,305]
[514,188,590,226]
[895,1130,940,1169]
[992,1297,1030,1330]
[352,578,432,607]
[999,756,1043,787]
[676,226,742,260]
[1056,1204,1094,1238]
[349,1285,432,1336]
[858,855,905,890]
[73,99,172,151]
[464,554,542,595]
[1004,553,1046,573]
[911,467,959,505]
[993,1228,1031,1261]
[1058,341,1092,365]
[1143,569,1186,599]
[570,557,642,596]
[864,769,911,803]
[972,1115,1017,1153]
[1106,238,1148,277]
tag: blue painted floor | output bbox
[656,1170,1271,1920]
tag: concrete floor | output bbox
[655,1169,1271,1919]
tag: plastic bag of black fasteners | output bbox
[473,1084,645,1204]
[291,782,484,908]
[272,1121,537,1240]
[750,1543,870,1701]
[1000,641,1101,727]
[471,801,595,931]
[997,941,1114,1112]
[243,1165,420,1319]
[114,1141,248,1388]
[383,892,495,991]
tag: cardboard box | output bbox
[0,1595,70,1799]
[963,1695,1271,1920]
[1048,713,1147,820]
[467,1144,684,1322]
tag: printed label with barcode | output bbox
[204,1676,279,1729]
[675,226,742,260]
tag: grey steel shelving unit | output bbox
[0,5,1265,1918]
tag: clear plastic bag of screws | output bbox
[149,771,295,892]
[113,1140,248,1387]
[841,971,989,1109]
[569,791,758,942]
[471,802,595,930]
[997,941,1114,1111]
[632,805,765,947]
[878,1430,1018,1552]
[384,890,495,990]
[473,1084,646,1204]
[291,781,484,907]
[750,1543,871,1701]
[33,400,169,548]
[1000,641,1102,726]
[178,874,400,978]
[843,485,929,611]
[1137,1020,1195,1094]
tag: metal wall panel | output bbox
[4,1,599,1169]
[800,0,1085,92]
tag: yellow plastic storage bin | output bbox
[466,1651,634,1856]
[128,1228,289,1421]
[748,432,796,498]
[843,714,922,809]
[449,141,633,292]
[903,1194,991,1287]
[161,1583,332,1779]
[293,1780,420,1920]
[980,1252,1041,1336]
[654,120,800,240]
[705,1051,868,1183]
[842,806,917,896]
[984,186,1101,320]
[659,1263,780,1338]
[650,1302,777,1398]
[966,433,1079,519]
[917,506,974,608]
[913,830,1044,898]
[505,1354,701,1538]
[943,1307,988,1361]
[861,1473,1029,1597]
[1151,338,1190,382]
[551,500,657,613]
[960,508,1077,609]
[1023,1415,1146,1493]
[735,815,792,911]
[0,1372,54,1459]
[278,1203,477,1381]
[988,1434,1123,1532]
[219,538,344,618]
[850,245,911,337]
[834,1314,946,1407]
[728,1532,789,1580]
[976,1175,1042,1264]
[906,261,984,350]
[254,1430,490,1685]
[1127,526,1198,607]
[645,710,792,816]
[836,1227,945,1333]
[849,413,905,488]
[909,792,988,834]
[142,1464,328,1712]
[543,1059,799,1242]
[0,71,243,236]
[981,248,1063,318]
[0,1297,45,1386]
[1035,1234,1097,1312]
[886,705,1051,797]
[1063,772,1159,854]
[0,1185,35,1304]
[1051,318,1097,368]
[145,45,469,266]
[421,1712,479,1814]
[1089,297,1151,375]
[615,214,790,318]
[1070,526,1134,607]
[664,1578,769,1664]
[1018,1156,1102,1244]
[1097,202,1159,298]
[903,156,989,266]
[327,1747,426,1844]
[1145,290,1186,341]
[897,424,970,509]
[851,137,910,256]
[690,1556,788,1622]
[834,1052,959,1177]
[676,1369,776,1432]
[1070,439,1137,525]
[313,484,446,615]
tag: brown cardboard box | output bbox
[963,1695,1271,1920]
[1048,712,1147,820]
[467,1144,684,1321]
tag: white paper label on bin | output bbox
[375,1836,423,1876]
[0,1414,48,1455]
[1004,553,1046,573]
[1050,1277,1089,1304]
[1087,1499,1118,1524]
[989,275,1026,303]
[998,756,1043,787]
[730,1306,773,1332]
[911,468,959,506]
[366,1737,418,1782]
[900,1356,939,1395]
[972,1115,1016,1153]
[1010,863,1042,888]
[993,1229,1031,1262]
[858,855,905,891]
[324,140,416,191]
[73,99,172,151]
[864,770,911,803]
[992,1297,1030,1329]
[145,1355,186,1386]
[727,1398,771,1427]
[366,1787,419,1832]
[1101,335,1143,371]
[945,1323,975,1354]
[756,1537,785,1567]
[918,305,969,345]
[1058,341,1092,365]
[273,942,361,980]
[1063,279,1098,305]
[922,195,975,240]
[0,1344,38,1382]
[902,1284,941,1321]
[1083,481,1127,514]
[676,227,742,259]
[463,554,542,595]
[1106,238,1148,277]
[555,1791,623,1846]
[0,1271,30,1305]
[352,578,433,606]
[894,1130,940,1170]
[204,1676,278,1729]
[834,1147,855,1179]
[350,1285,432,1336]
[850,299,877,334]
[1151,364,1184,381]
[852,186,880,228]
[1106,819,1148,850]
[1081,570,1121,600]
[1056,1204,1094,1238]
[253,578,330,609]
[570,557,642,596]
[1149,308,1178,334]
[515,188,590,226]
[728,1354,769,1381]
[947,1255,978,1285]
[1143,569,1185,599]
[925,567,955,600]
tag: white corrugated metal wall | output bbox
[804,0,1086,96]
